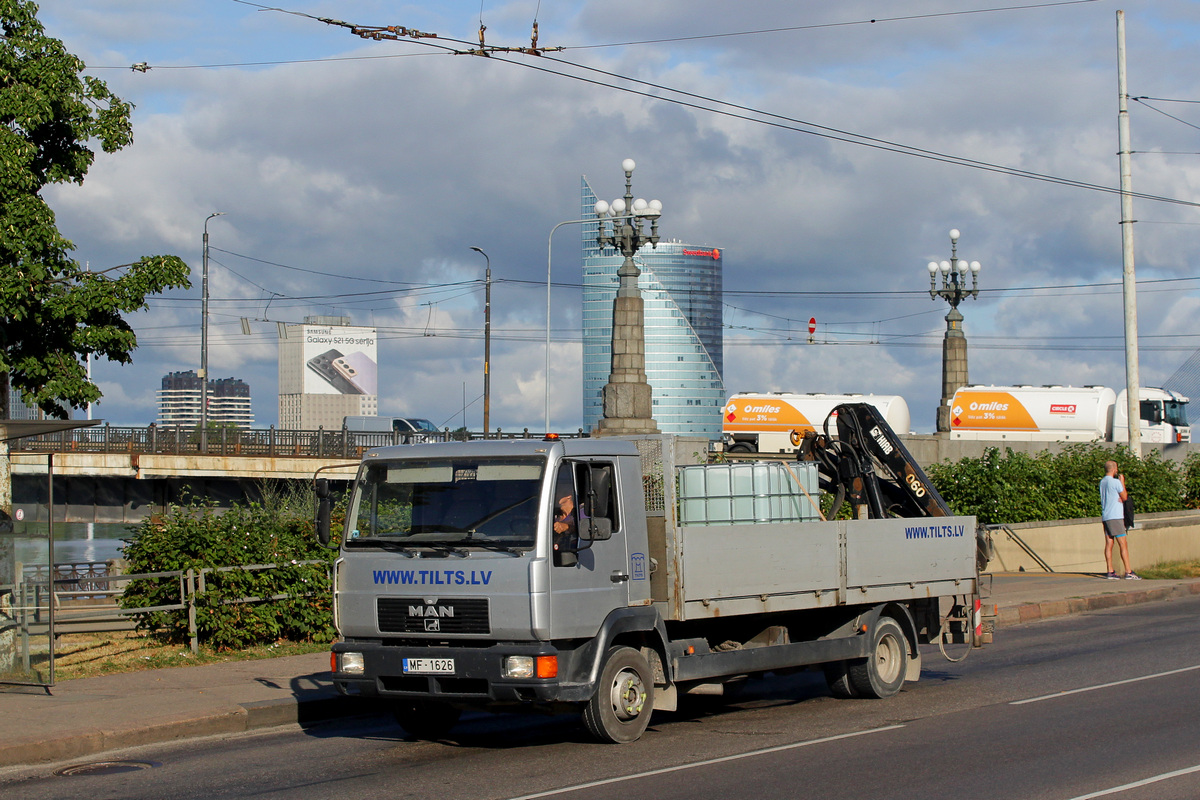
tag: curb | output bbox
[0,694,373,770]
[994,580,1200,628]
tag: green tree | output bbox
[0,0,189,417]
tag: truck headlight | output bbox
[504,655,535,679]
[337,652,365,675]
[503,655,558,679]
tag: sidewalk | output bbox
[2,571,1199,770]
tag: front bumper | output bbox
[331,640,594,705]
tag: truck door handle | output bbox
[611,571,629,583]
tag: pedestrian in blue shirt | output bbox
[1100,460,1138,580]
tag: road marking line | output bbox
[1010,663,1200,705]
[504,724,906,800]
[1061,763,1200,799]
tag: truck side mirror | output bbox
[588,466,612,518]
[583,516,613,542]
[315,478,332,546]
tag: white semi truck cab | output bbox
[318,408,987,743]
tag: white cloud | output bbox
[24,0,1200,431]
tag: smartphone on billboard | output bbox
[307,348,363,395]
[332,351,378,396]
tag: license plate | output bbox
[403,657,454,675]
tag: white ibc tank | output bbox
[677,461,821,526]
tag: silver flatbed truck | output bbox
[318,404,987,743]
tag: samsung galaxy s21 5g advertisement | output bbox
[302,326,378,396]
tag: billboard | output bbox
[301,325,378,395]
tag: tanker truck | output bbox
[949,385,1190,443]
[719,392,910,453]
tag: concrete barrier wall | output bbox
[901,434,1199,467]
[989,510,1200,574]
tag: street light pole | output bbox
[470,246,491,435]
[201,212,225,453]
[545,218,592,433]
[592,158,662,436]
[927,228,981,433]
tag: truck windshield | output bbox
[1164,400,1189,428]
[344,457,545,549]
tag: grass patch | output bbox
[31,632,329,682]
[1136,560,1200,580]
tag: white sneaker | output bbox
[1125,572,1141,580]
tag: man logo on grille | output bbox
[424,618,440,632]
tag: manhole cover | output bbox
[55,760,161,776]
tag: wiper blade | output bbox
[467,541,524,556]
[346,539,417,557]
[416,542,469,557]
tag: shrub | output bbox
[120,488,339,649]
[1184,452,1200,509]
[926,443,1186,525]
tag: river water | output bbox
[8,521,133,568]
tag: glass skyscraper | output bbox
[581,177,725,437]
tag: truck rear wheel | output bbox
[847,617,908,698]
[823,661,860,699]
[392,700,461,740]
[582,646,655,744]
[727,442,754,454]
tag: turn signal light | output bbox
[536,655,558,678]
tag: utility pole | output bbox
[470,247,491,435]
[1117,10,1142,454]
[200,212,225,453]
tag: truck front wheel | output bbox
[392,700,462,740]
[583,646,655,743]
[847,616,908,698]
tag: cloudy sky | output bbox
[30,0,1200,433]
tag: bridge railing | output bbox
[11,423,588,458]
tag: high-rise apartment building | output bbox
[157,370,253,427]
[7,377,68,420]
[580,177,725,437]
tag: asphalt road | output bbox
[4,596,1200,800]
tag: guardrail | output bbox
[10,424,588,458]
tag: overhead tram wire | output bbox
[98,1,1100,68]
[504,52,1200,210]
[566,1,1101,50]
[109,3,1198,210]
[1130,97,1200,134]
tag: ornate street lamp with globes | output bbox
[591,158,663,435]
[927,228,981,433]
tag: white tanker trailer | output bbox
[720,392,911,453]
[949,385,1190,443]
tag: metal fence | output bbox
[2,559,331,688]
[11,424,588,459]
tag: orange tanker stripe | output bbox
[725,422,818,433]
[952,391,1039,430]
